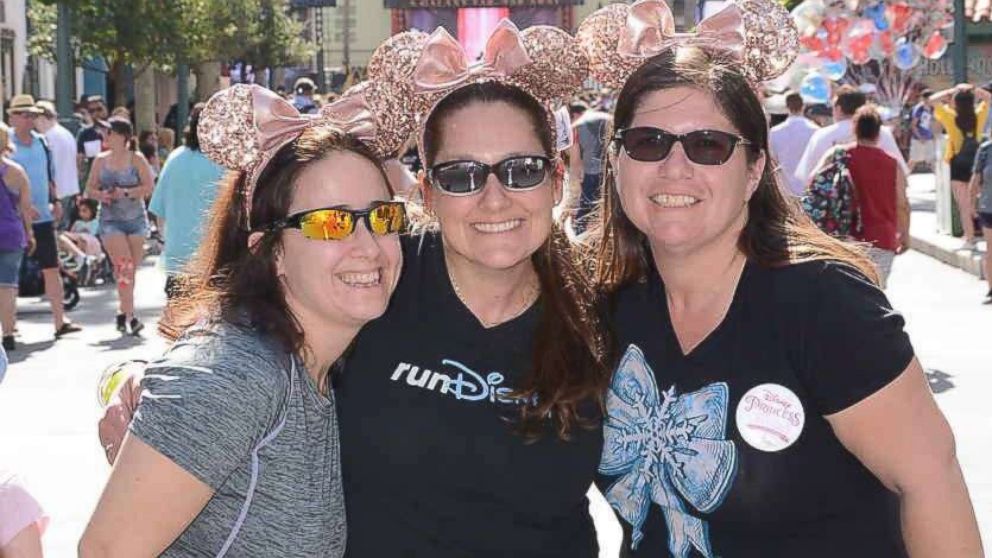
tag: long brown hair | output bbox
[592,46,878,291]
[421,81,609,441]
[159,125,393,360]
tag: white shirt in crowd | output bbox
[770,114,820,196]
[794,119,909,185]
[44,123,80,198]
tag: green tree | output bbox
[29,0,312,104]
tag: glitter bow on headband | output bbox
[413,20,534,93]
[578,0,799,88]
[198,82,406,228]
[366,20,589,153]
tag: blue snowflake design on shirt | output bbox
[599,344,737,557]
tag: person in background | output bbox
[841,105,911,288]
[85,117,154,335]
[0,470,47,558]
[148,103,225,299]
[770,91,819,196]
[77,96,109,183]
[0,124,36,352]
[795,85,909,185]
[928,83,991,250]
[969,134,992,303]
[908,88,935,173]
[34,101,81,230]
[156,127,175,163]
[58,199,101,275]
[569,101,612,233]
[8,94,81,339]
[292,77,318,115]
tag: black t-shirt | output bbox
[597,260,915,557]
[337,232,601,557]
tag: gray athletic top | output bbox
[98,158,145,221]
[129,318,346,557]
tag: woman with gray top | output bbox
[79,84,407,557]
[84,117,155,335]
[970,138,992,303]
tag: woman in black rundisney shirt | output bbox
[335,23,609,557]
[577,1,983,556]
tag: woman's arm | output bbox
[826,359,983,557]
[6,164,36,254]
[927,86,961,107]
[132,153,155,199]
[85,156,109,203]
[78,433,214,558]
[1,522,44,558]
[895,165,910,254]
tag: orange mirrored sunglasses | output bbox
[263,201,407,240]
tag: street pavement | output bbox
[0,251,988,557]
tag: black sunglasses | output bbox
[261,201,407,241]
[614,127,753,165]
[428,155,552,196]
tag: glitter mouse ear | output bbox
[322,80,412,159]
[512,25,590,106]
[734,0,799,83]
[578,0,799,88]
[366,29,435,124]
[197,84,263,172]
[576,3,642,90]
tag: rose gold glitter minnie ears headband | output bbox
[577,0,799,88]
[365,19,589,157]
[198,82,408,229]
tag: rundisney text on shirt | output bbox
[389,359,528,405]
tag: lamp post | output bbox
[177,62,189,144]
[55,3,75,132]
[954,0,968,83]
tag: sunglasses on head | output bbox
[428,155,552,196]
[614,127,753,165]
[262,201,407,241]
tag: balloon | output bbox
[874,30,894,58]
[823,46,844,61]
[791,0,826,36]
[800,72,831,104]
[822,17,851,47]
[841,19,875,65]
[922,31,948,60]
[892,37,920,70]
[800,34,826,55]
[864,2,889,31]
[885,2,913,35]
[822,58,848,81]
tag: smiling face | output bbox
[425,100,559,273]
[276,151,402,330]
[614,86,764,258]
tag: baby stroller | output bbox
[19,250,80,310]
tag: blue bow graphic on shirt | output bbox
[599,344,737,557]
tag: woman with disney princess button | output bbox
[79,82,408,557]
[333,20,610,557]
[579,0,982,556]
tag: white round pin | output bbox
[736,383,805,452]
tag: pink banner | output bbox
[457,8,511,61]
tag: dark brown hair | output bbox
[159,125,393,362]
[592,46,878,292]
[422,81,609,441]
[953,89,977,137]
[785,92,804,114]
[108,117,136,152]
[185,103,205,151]
[835,84,867,117]
[853,104,882,141]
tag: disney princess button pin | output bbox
[735,383,805,452]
